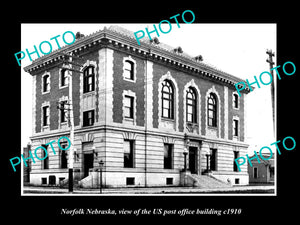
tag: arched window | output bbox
[162,80,174,119]
[83,66,95,93]
[208,93,217,127]
[43,74,50,92]
[186,87,197,123]
[124,60,134,80]
[233,93,239,108]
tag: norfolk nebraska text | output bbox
[61,208,117,216]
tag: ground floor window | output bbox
[164,144,173,169]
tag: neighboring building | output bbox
[248,152,274,184]
[22,143,31,183]
[24,25,251,187]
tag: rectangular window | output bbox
[254,167,258,179]
[60,142,68,169]
[166,178,173,185]
[83,66,95,93]
[233,151,239,172]
[233,119,239,136]
[124,95,134,119]
[42,145,49,169]
[124,140,134,168]
[61,69,68,87]
[83,110,94,127]
[126,177,135,185]
[233,93,239,108]
[164,144,173,169]
[210,148,217,171]
[124,60,134,80]
[41,178,47,185]
[42,106,50,126]
[60,101,68,123]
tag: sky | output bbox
[21,23,276,153]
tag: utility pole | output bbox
[266,49,275,136]
[58,52,83,193]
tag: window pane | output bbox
[124,141,130,154]
[187,105,193,113]
[187,113,192,122]
[124,96,131,107]
[163,108,169,118]
[163,99,170,109]
[164,144,172,169]
[124,70,131,79]
[124,107,131,118]
[89,67,93,74]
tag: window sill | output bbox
[123,77,136,83]
[161,117,175,122]
[59,84,69,90]
[83,91,95,96]
[42,91,50,95]
[208,125,218,130]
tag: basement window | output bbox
[166,178,173,185]
[126,177,135,185]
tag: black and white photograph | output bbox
[20,22,276,195]
[4,4,298,221]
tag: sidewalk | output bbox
[23,185,275,195]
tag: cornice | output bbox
[23,26,251,93]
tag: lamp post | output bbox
[99,160,104,194]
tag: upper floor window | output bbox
[42,105,50,126]
[83,66,95,93]
[61,69,68,87]
[208,93,217,127]
[162,80,174,119]
[233,119,239,136]
[233,93,239,109]
[60,101,68,123]
[124,95,134,119]
[43,74,50,93]
[186,87,197,123]
[83,110,94,127]
[124,60,134,80]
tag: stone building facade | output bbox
[24,25,250,187]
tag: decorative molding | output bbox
[224,86,229,140]
[232,91,240,110]
[158,71,179,131]
[32,75,36,135]
[183,79,201,134]
[81,132,95,143]
[79,60,97,127]
[122,131,137,140]
[41,101,50,133]
[162,136,175,144]
[122,55,137,83]
[205,85,221,138]
[232,115,240,142]
[122,89,137,126]
[145,60,153,128]
[41,71,50,94]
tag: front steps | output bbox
[182,173,231,188]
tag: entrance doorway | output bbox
[84,153,94,177]
[189,147,198,174]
